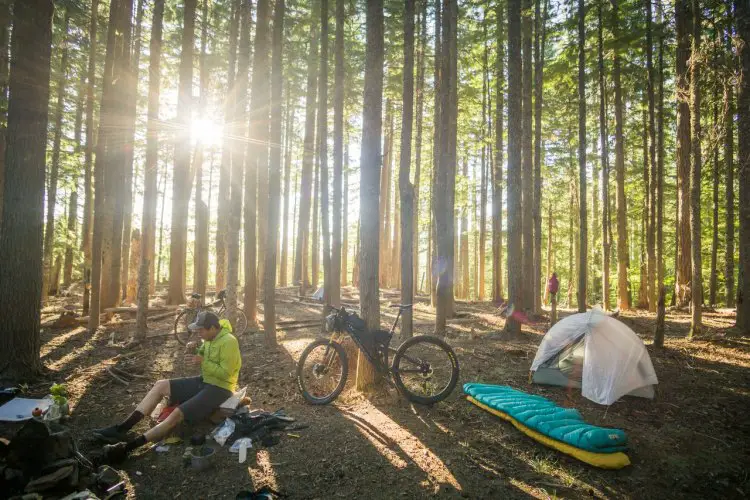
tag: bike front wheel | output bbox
[296,339,349,405]
[174,309,198,346]
[392,335,460,405]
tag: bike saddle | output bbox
[191,292,202,299]
[217,289,227,300]
[389,303,413,310]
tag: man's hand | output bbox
[185,354,203,366]
[185,341,198,351]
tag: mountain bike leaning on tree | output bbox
[296,304,460,405]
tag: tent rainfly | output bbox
[530,309,659,405]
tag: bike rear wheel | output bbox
[218,308,248,336]
[174,309,198,346]
[296,339,348,405]
[392,335,459,405]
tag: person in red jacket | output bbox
[547,273,559,326]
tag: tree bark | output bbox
[460,158,469,299]
[709,102,719,306]
[318,0,332,311]
[294,8,318,290]
[675,0,692,308]
[136,0,164,339]
[737,0,750,332]
[263,0,285,345]
[493,0,504,303]
[611,0,630,311]
[654,0,666,343]
[598,0,611,311]
[341,153,348,286]
[120,0,145,302]
[480,16,489,302]
[413,1,426,294]
[43,9,71,299]
[399,0,415,337]
[688,1,702,338]
[577,0,587,313]
[0,0,53,380]
[216,0,240,293]
[357,0,384,390]
[533,0,548,313]
[0,0,9,237]
[379,101,392,287]
[194,0,210,299]
[81,0,100,315]
[430,0,441,308]
[725,31,736,308]
[312,155,319,288]
[506,0,522,333]
[167,0,196,305]
[330,0,344,307]
[521,0,533,311]
[247,0,270,326]
[280,95,293,286]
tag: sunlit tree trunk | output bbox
[675,0,692,308]
[654,0,666,343]
[0,0,54,380]
[611,0,630,311]
[280,96,293,286]
[136,0,164,339]
[688,0,703,338]
[598,0,611,311]
[168,0,196,305]
[493,1,504,303]
[294,8,318,290]
[533,0,548,313]
[357,0,383,390]
[193,0,210,299]
[263,0,285,345]
[430,0,441,308]
[379,101,392,287]
[710,102,719,306]
[645,0,656,312]
[43,9,71,299]
[479,17,488,302]
[724,31,735,308]
[318,0,332,311]
[64,76,85,289]
[413,1,426,295]
[0,0,9,236]
[576,0,587,313]
[399,0,414,335]
[216,0,240,293]
[521,0,533,310]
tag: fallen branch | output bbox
[110,365,150,380]
[105,366,130,386]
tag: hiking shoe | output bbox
[93,425,126,444]
[102,442,129,464]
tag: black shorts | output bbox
[168,376,232,424]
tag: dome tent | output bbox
[530,309,658,405]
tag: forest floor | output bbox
[4,287,750,499]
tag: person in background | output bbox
[93,311,241,463]
[547,273,559,326]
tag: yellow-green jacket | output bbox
[197,319,241,392]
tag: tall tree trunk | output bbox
[725,31,736,308]
[598,0,611,311]
[435,0,457,334]
[460,158,469,298]
[709,103,719,306]
[0,0,9,236]
[264,0,285,345]
[0,0,53,380]
[294,9,318,291]
[737,0,750,332]
[688,1,702,338]
[645,0,656,312]
[216,0,240,293]
[379,101,392,286]
[639,111,649,309]
[90,0,133,330]
[414,0,426,295]
[533,0,548,313]
[399,0,415,336]
[318,0,332,311]
[136,0,164,339]
[167,0,196,305]
[82,0,100,315]
[506,0,522,333]
[430,0,441,308]
[654,0,666,344]
[247,0,270,325]
[121,0,145,302]
[43,9,71,299]
[577,0,587,313]
[479,16,488,302]
[612,0,629,311]
[64,75,86,289]
[194,0,210,299]
[330,0,344,306]
[312,156,319,288]
[675,0,692,307]
[521,0,533,311]
[493,0,504,303]
[357,0,384,390]
[280,97,293,286]
[227,0,251,327]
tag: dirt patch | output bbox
[3,292,749,499]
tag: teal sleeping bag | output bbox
[464,383,628,453]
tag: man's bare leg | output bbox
[135,379,171,416]
[143,407,184,443]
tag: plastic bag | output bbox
[229,437,252,453]
[210,417,235,446]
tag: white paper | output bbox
[0,397,52,422]
[220,386,247,410]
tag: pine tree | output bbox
[0,0,54,380]
[493,0,505,303]
[598,0,611,311]
[737,0,750,332]
[521,0,533,310]
[576,0,587,313]
[688,0,703,338]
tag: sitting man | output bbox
[94,311,241,462]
